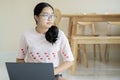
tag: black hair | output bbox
[45,25,58,44]
[34,2,53,16]
[34,2,59,44]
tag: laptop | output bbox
[6,62,55,80]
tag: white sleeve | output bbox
[59,31,74,62]
[16,33,28,59]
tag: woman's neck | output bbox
[36,26,48,34]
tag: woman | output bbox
[16,2,74,80]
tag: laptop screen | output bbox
[6,62,55,80]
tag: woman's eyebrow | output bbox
[41,12,54,15]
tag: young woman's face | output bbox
[35,7,55,29]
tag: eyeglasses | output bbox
[39,14,56,20]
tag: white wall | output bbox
[0,0,120,53]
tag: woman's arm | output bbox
[16,58,25,62]
[54,61,73,75]
[16,33,28,63]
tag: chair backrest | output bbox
[107,22,120,36]
[54,8,62,26]
[72,13,97,36]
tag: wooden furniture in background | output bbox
[54,8,62,26]
[62,14,120,45]
[71,36,120,75]
[76,18,102,68]
[105,22,120,62]
[62,14,120,75]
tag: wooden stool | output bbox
[76,21,102,67]
[105,22,120,62]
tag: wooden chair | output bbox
[76,21,102,67]
[70,13,102,68]
[54,8,62,26]
[105,22,120,62]
[77,22,102,61]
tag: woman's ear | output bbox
[34,15,38,24]
[34,15,38,20]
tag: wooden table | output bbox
[62,14,120,36]
[62,14,120,22]
[62,14,120,75]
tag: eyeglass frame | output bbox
[39,13,57,20]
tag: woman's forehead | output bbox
[41,7,54,14]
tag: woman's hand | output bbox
[16,58,25,62]
[54,61,73,75]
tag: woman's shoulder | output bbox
[58,29,65,35]
[58,29,67,38]
[23,28,35,34]
[21,28,36,37]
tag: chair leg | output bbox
[82,44,88,67]
[77,45,81,63]
[94,44,102,61]
[93,44,96,60]
[71,40,78,75]
[105,44,110,63]
[98,44,102,61]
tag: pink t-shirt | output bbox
[17,28,74,67]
